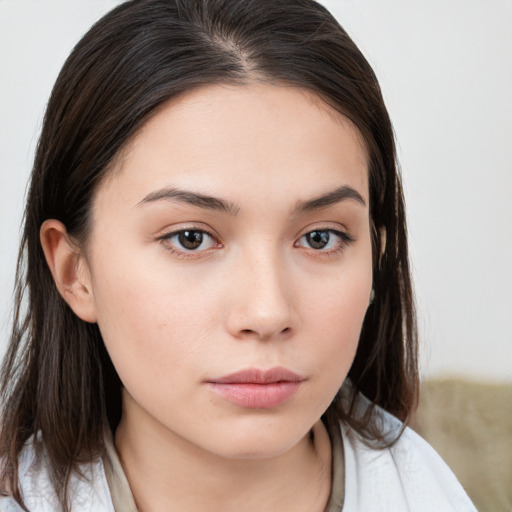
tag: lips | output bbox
[206,367,304,409]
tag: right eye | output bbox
[159,228,219,254]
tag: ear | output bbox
[40,219,98,323]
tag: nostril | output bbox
[238,326,292,339]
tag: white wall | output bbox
[1,0,511,382]
[321,0,512,381]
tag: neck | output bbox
[114,397,332,512]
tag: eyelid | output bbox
[294,221,354,240]
[155,221,220,239]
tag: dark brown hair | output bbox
[0,0,418,509]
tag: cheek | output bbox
[88,250,218,387]
[303,248,372,331]
[310,283,369,361]
[299,252,372,383]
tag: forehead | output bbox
[100,83,369,206]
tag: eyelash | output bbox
[156,226,355,259]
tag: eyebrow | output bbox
[136,184,365,215]
[136,187,240,215]
[294,185,366,213]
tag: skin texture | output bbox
[41,83,372,511]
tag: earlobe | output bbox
[40,219,98,323]
[379,227,387,268]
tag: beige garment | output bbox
[102,427,138,512]
[102,420,345,512]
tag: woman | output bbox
[0,0,476,511]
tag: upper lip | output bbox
[208,367,304,384]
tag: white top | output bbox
[341,421,477,511]
[0,401,477,512]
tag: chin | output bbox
[201,419,311,461]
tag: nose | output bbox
[224,250,296,341]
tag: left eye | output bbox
[296,229,350,251]
[162,229,217,252]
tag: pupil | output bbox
[179,230,203,250]
[307,231,329,249]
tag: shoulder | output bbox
[340,398,477,512]
[0,436,115,512]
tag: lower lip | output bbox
[207,381,301,409]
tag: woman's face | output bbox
[84,83,372,459]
